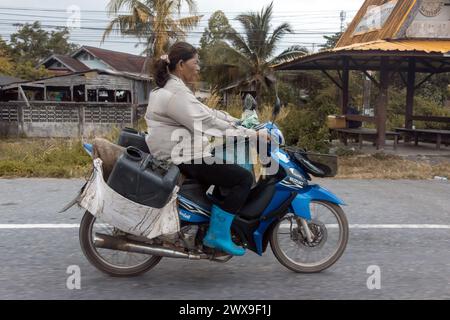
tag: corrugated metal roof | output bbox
[273,40,450,73]
[0,75,25,86]
[333,40,450,54]
[74,46,148,74]
[52,55,90,72]
[336,0,417,47]
[0,69,152,91]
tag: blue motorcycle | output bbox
[78,101,349,277]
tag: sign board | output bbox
[353,0,398,35]
[406,0,450,38]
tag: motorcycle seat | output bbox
[178,178,276,220]
[178,181,212,212]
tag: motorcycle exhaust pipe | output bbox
[94,233,203,260]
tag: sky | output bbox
[0,0,365,56]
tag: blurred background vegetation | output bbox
[0,1,449,179]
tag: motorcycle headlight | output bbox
[288,167,305,180]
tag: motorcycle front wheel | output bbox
[79,211,162,277]
[270,200,349,273]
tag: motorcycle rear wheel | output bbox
[270,201,349,273]
[79,211,162,277]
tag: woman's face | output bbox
[176,53,200,84]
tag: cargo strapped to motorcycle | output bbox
[78,158,181,240]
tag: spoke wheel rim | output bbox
[275,201,345,268]
[87,217,153,270]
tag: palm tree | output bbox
[103,0,201,61]
[210,2,306,106]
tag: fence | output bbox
[0,102,147,138]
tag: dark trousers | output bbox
[178,157,253,214]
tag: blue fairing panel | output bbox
[291,184,346,220]
[83,143,93,157]
[179,209,209,223]
[253,191,293,255]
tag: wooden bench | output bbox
[395,128,450,150]
[331,128,400,150]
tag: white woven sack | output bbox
[79,158,180,239]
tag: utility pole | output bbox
[340,11,347,33]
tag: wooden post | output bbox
[405,58,416,130]
[376,57,389,149]
[363,72,371,115]
[18,86,30,107]
[436,133,441,150]
[17,103,24,137]
[78,105,85,138]
[131,104,138,128]
[342,57,349,117]
[130,80,135,105]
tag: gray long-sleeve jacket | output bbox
[145,75,256,164]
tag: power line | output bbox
[0,6,348,54]
[0,35,325,47]
[0,8,354,36]
[0,12,353,25]
[0,22,339,35]
[0,18,344,32]
[0,7,356,26]
[0,6,357,14]
[0,10,352,18]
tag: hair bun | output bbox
[160,55,170,65]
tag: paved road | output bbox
[0,178,449,300]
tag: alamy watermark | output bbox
[366,265,381,290]
[66,5,81,30]
[66,265,81,290]
[168,121,280,175]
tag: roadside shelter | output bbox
[275,0,450,148]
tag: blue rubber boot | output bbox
[203,205,246,256]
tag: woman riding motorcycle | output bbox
[145,42,266,256]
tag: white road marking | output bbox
[0,223,449,230]
[0,224,80,229]
[280,224,450,229]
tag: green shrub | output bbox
[388,88,450,130]
[278,89,339,152]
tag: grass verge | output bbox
[336,153,450,179]
[0,138,92,178]
[1,139,449,180]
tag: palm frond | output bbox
[102,15,151,43]
[175,15,202,30]
[265,23,292,58]
[175,0,197,14]
[226,28,254,60]
[104,0,201,59]
[269,46,308,66]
